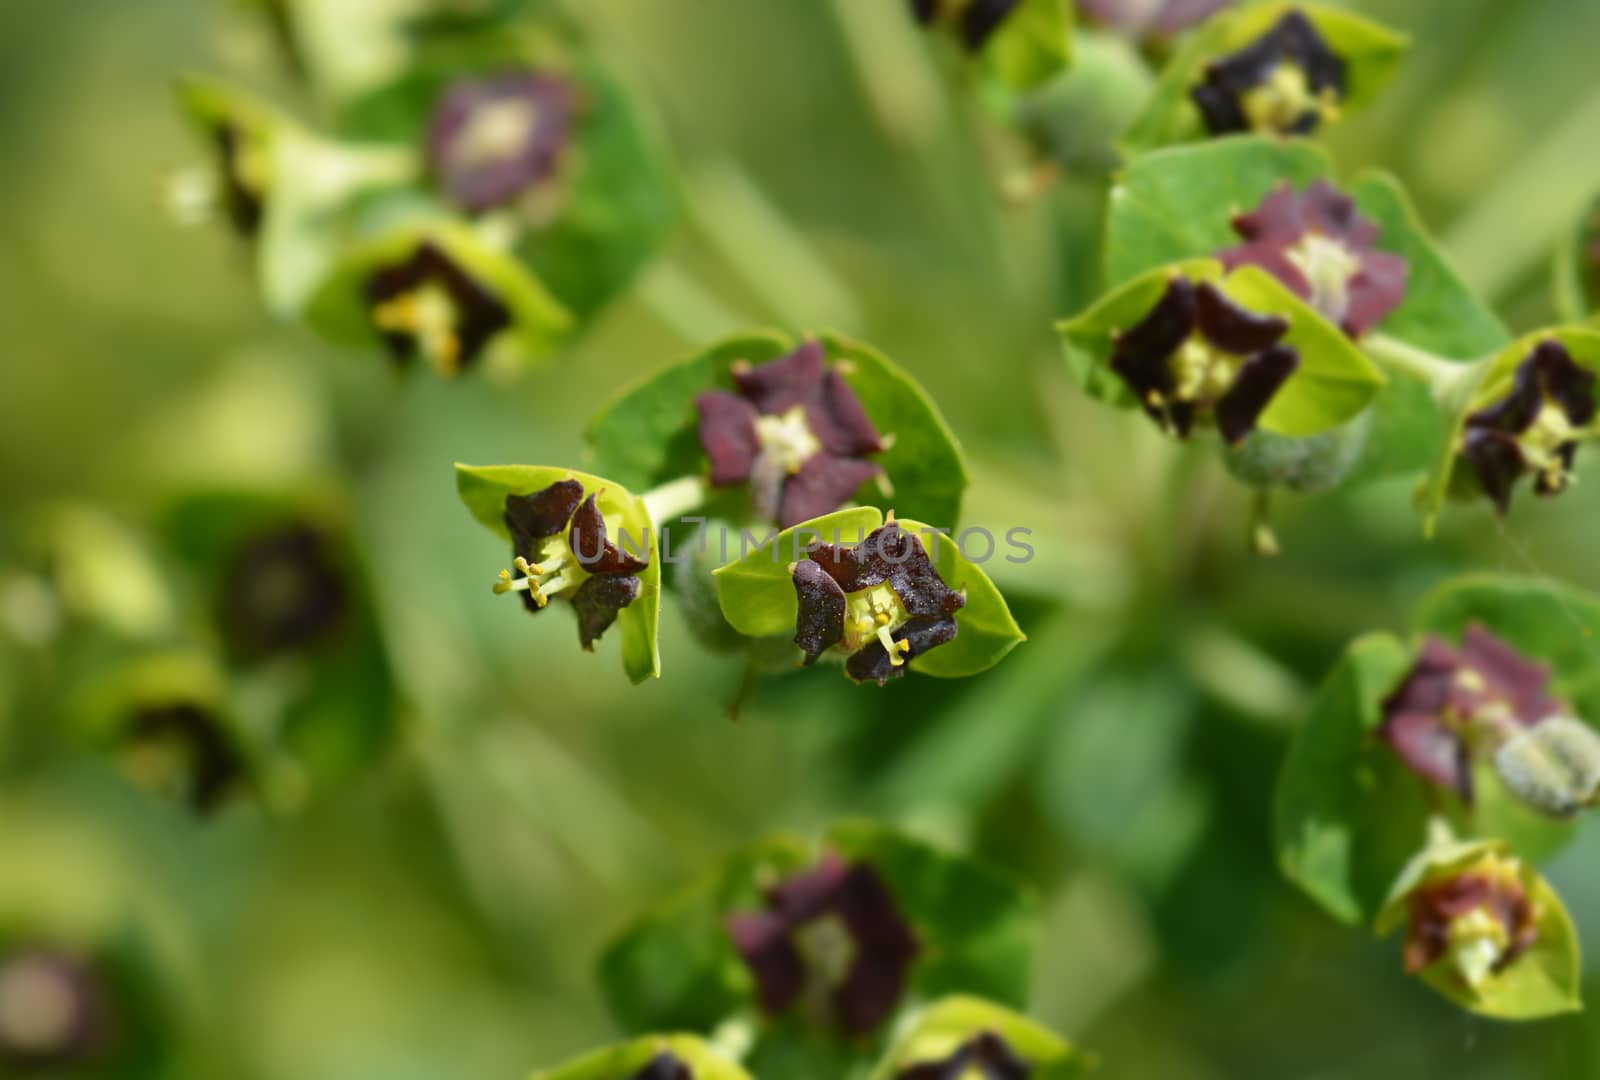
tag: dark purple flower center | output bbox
[1379,624,1564,805]
[217,522,347,661]
[695,342,886,528]
[724,852,920,1037]
[1109,277,1298,445]
[1218,180,1408,338]
[1191,10,1345,136]
[1402,855,1538,990]
[1460,340,1597,514]
[121,702,246,814]
[427,70,577,214]
[497,478,647,650]
[896,1030,1032,1080]
[364,242,512,376]
[0,949,109,1069]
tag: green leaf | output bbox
[868,996,1085,1080]
[712,507,885,640]
[893,518,1025,679]
[1375,838,1582,1020]
[533,1036,755,1080]
[586,331,968,529]
[1419,327,1600,530]
[825,821,1039,1010]
[305,219,573,371]
[1120,3,1408,154]
[983,0,1074,92]
[1058,260,1385,437]
[1274,632,1430,925]
[1553,191,1600,323]
[1104,136,1331,288]
[454,464,661,683]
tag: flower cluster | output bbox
[1400,851,1540,994]
[895,1031,1030,1080]
[1192,10,1346,136]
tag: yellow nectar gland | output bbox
[372,283,464,375]
[1519,398,1593,491]
[844,583,912,666]
[1241,62,1341,133]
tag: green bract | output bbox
[1375,838,1581,1020]
[1121,2,1408,154]
[1057,260,1385,437]
[711,508,1024,681]
[983,0,1074,92]
[586,331,968,530]
[1276,575,1600,926]
[867,996,1085,1080]
[1553,190,1600,323]
[1419,327,1600,529]
[454,464,661,683]
[532,1035,754,1080]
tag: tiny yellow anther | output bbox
[875,612,890,626]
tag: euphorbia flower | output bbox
[1218,181,1408,338]
[216,522,347,660]
[896,1031,1031,1080]
[0,948,109,1069]
[1078,0,1228,41]
[696,341,886,529]
[212,124,270,238]
[907,0,1023,52]
[1110,276,1298,445]
[1191,10,1345,136]
[365,242,512,375]
[120,702,247,814]
[1400,851,1539,993]
[427,69,577,214]
[1460,340,1597,514]
[1379,624,1563,805]
[724,851,920,1037]
[493,478,648,650]
[791,521,965,685]
[630,1053,691,1080]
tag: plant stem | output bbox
[1362,333,1485,409]
[642,475,708,523]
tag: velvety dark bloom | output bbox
[365,243,512,376]
[0,948,110,1069]
[213,124,266,237]
[898,1031,1032,1080]
[1461,340,1597,514]
[1403,855,1539,990]
[1218,181,1409,338]
[1380,624,1564,804]
[790,522,965,685]
[496,479,647,650]
[630,1052,691,1080]
[216,522,347,660]
[905,0,1023,52]
[1110,277,1298,445]
[1191,10,1345,135]
[1077,0,1228,40]
[724,852,920,1037]
[695,342,886,528]
[427,70,578,214]
[123,703,246,814]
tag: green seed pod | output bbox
[1222,409,1372,493]
[1493,716,1600,819]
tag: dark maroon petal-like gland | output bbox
[1342,250,1410,338]
[765,851,851,922]
[807,369,884,458]
[1459,623,1563,727]
[1231,183,1306,245]
[1280,9,1347,98]
[845,615,959,686]
[1460,428,1525,515]
[961,0,1023,51]
[972,1032,1032,1080]
[725,911,806,1015]
[877,528,965,618]
[218,523,347,659]
[427,72,576,214]
[571,573,640,650]
[733,341,827,416]
[1194,282,1289,354]
[793,560,848,665]
[505,480,585,549]
[832,864,921,1035]
[629,1052,693,1080]
[1190,80,1249,135]
[364,242,512,370]
[1383,637,1461,718]
[1217,241,1315,303]
[569,494,648,575]
[1115,277,1197,361]
[907,0,938,24]
[1469,357,1545,435]
[1190,10,1345,135]
[1215,344,1299,446]
[1381,709,1474,804]
[1301,179,1376,247]
[1531,340,1597,425]
[696,390,762,486]
[127,704,245,813]
[778,454,880,530]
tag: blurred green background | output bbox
[2,1,1600,1077]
